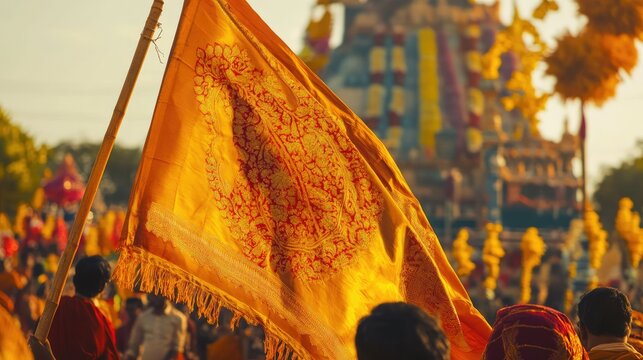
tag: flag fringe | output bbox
[112,246,307,360]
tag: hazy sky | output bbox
[1,0,642,189]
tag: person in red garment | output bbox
[48,255,119,360]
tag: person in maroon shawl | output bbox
[47,255,119,360]
[483,304,588,359]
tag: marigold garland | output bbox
[578,0,643,38]
[417,28,441,152]
[520,228,546,304]
[533,0,559,20]
[601,34,639,74]
[545,31,620,104]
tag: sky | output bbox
[1,0,642,190]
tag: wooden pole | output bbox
[34,0,164,342]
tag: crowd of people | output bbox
[0,209,267,360]
[356,287,643,359]
[0,207,642,359]
[2,251,642,359]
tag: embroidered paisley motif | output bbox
[193,43,383,281]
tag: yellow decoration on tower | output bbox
[451,229,476,278]
[483,223,505,296]
[616,197,634,240]
[584,205,608,289]
[520,227,546,304]
[533,0,559,20]
[483,5,549,131]
[417,28,441,152]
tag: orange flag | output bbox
[113,0,491,359]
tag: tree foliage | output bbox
[48,142,141,207]
[0,106,48,214]
[594,141,643,231]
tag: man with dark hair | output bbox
[47,255,118,360]
[125,293,187,360]
[578,287,643,359]
[355,302,449,360]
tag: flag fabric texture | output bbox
[113,0,491,358]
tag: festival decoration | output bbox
[43,154,85,207]
[0,213,18,258]
[546,31,624,105]
[40,213,56,243]
[437,28,467,156]
[54,216,68,253]
[577,0,643,37]
[31,168,51,211]
[616,197,635,239]
[112,1,492,358]
[584,205,608,289]
[520,227,546,304]
[417,28,441,154]
[626,213,643,268]
[463,24,483,153]
[98,211,117,255]
[300,1,334,73]
[616,198,643,268]
[364,30,387,132]
[84,225,101,256]
[601,34,639,74]
[565,262,577,314]
[483,6,548,132]
[533,0,559,20]
[13,204,29,239]
[387,29,406,149]
[483,223,505,297]
[452,228,476,278]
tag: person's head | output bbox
[577,287,632,343]
[483,304,588,360]
[146,293,168,312]
[72,256,111,298]
[355,302,449,360]
[125,297,144,319]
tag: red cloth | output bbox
[2,234,18,258]
[483,304,588,360]
[48,296,119,360]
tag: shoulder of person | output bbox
[169,307,187,323]
[138,308,155,319]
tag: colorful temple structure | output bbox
[301,0,581,248]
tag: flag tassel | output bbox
[113,247,307,360]
[34,0,165,342]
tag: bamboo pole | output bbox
[34,0,164,342]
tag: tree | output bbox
[0,106,49,215]
[593,140,643,231]
[48,142,141,207]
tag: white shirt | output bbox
[126,305,187,360]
